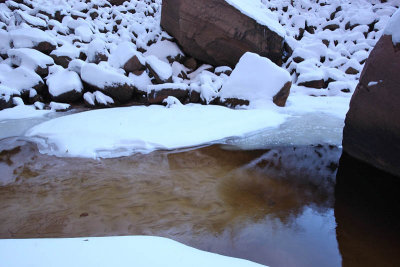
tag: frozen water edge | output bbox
[20,91,350,159]
[0,236,266,267]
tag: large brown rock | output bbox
[161,0,285,68]
[342,34,400,177]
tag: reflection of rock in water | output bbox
[335,152,400,267]
[0,141,338,239]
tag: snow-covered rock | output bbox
[87,38,109,64]
[8,48,54,77]
[49,101,71,111]
[0,64,45,95]
[81,63,135,103]
[108,41,146,73]
[46,67,83,103]
[148,83,189,104]
[9,27,56,54]
[384,8,400,44]
[220,52,291,108]
[146,55,173,83]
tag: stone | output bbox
[161,0,285,68]
[298,79,325,89]
[123,55,145,73]
[50,55,72,68]
[0,95,13,110]
[147,84,189,104]
[33,41,56,55]
[342,34,400,177]
[273,81,292,107]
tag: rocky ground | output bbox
[0,0,398,112]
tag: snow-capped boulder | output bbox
[87,38,109,64]
[81,63,135,103]
[219,52,291,108]
[8,48,54,77]
[161,0,285,67]
[0,64,46,96]
[49,101,71,111]
[46,67,83,103]
[148,83,189,104]
[50,43,80,68]
[146,55,173,84]
[109,42,146,73]
[9,27,57,55]
[343,9,400,177]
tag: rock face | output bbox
[342,34,400,177]
[161,0,285,68]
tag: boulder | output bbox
[148,83,189,104]
[219,52,291,108]
[0,95,13,110]
[81,63,135,103]
[342,10,400,177]
[146,55,173,84]
[161,0,285,68]
[47,68,83,103]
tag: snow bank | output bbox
[0,236,265,267]
[220,52,291,108]
[225,0,285,37]
[384,8,400,44]
[26,104,288,158]
[0,105,50,121]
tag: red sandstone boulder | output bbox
[342,11,400,177]
[161,0,285,68]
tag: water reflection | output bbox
[335,152,400,267]
[0,140,341,267]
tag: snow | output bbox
[129,71,152,93]
[87,38,109,63]
[108,41,145,69]
[47,68,83,97]
[0,65,43,93]
[144,40,183,63]
[93,91,114,105]
[51,43,80,59]
[0,236,265,267]
[83,92,95,106]
[225,0,285,37]
[146,55,172,81]
[8,48,54,70]
[163,96,183,108]
[147,83,188,92]
[220,52,291,108]
[25,104,288,158]
[74,24,93,43]
[384,8,400,44]
[81,63,134,89]
[0,105,50,121]
[9,27,56,49]
[49,101,70,111]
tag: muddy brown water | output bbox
[0,139,399,267]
